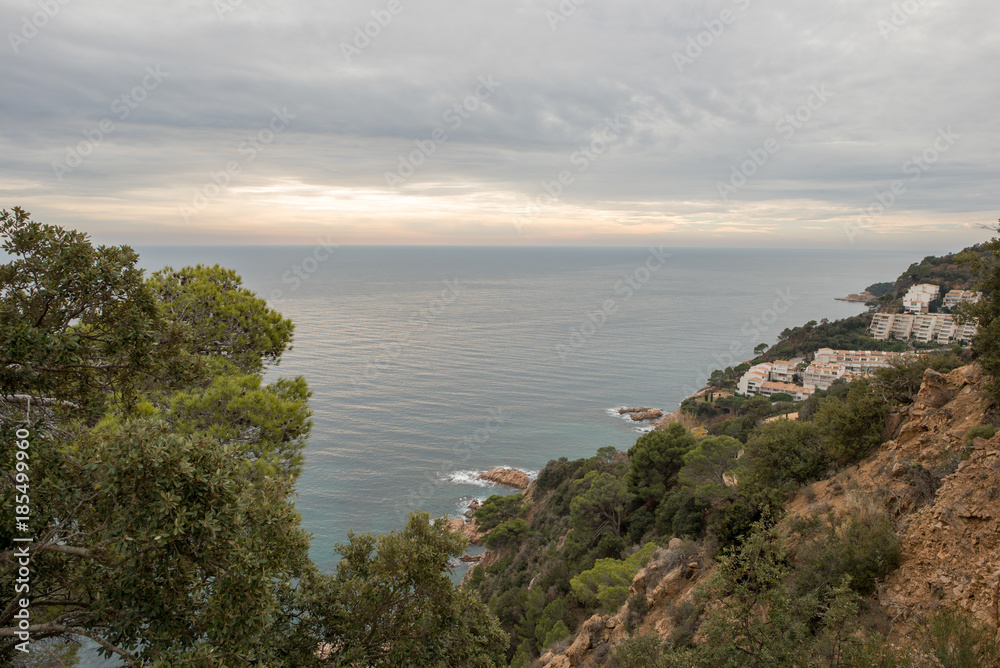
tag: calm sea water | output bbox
[129,246,920,573]
[71,245,915,665]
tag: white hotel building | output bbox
[869,313,976,344]
[903,284,940,314]
[736,362,815,401]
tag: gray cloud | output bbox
[1,0,998,246]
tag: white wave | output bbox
[442,467,539,488]
[455,496,489,517]
[609,406,662,424]
[442,470,495,487]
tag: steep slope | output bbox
[536,364,999,666]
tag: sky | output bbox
[1,0,997,249]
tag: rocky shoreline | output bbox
[617,407,664,421]
[478,467,530,489]
[447,467,532,561]
[834,291,875,302]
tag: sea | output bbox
[79,245,921,665]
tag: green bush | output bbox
[485,518,530,550]
[869,351,964,406]
[744,420,828,493]
[541,620,571,648]
[965,424,997,445]
[475,493,525,532]
[626,507,655,544]
[677,435,741,503]
[813,379,889,464]
[627,423,697,504]
[535,456,583,492]
[769,392,794,403]
[795,512,901,596]
[570,542,658,613]
[595,533,625,559]
[925,608,1000,668]
[655,489,706,539]
[609,633,664,668]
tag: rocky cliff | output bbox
[535,364,1000,666]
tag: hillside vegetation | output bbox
[4,207,1000,667]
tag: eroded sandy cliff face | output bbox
[537,364,999,666]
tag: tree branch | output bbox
[0,624,137,666]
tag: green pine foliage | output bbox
[569,542,659,612]
[0,209,508,666]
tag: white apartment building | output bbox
[758,381,815,402]
[943,289,981,309]
[871,313,916,340]
[903,284,940,314]
[802,362,848,390]
[868,314,976,344]
[769,360,797,383]
[736,362,772,396]
[813,348,905,373]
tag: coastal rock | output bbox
[459,554,481,563]
[618,407,664,421]
[479,467,530,489]
[834,291,876,303]
[464,499,481,518]
[446,517,485,544]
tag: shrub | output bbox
[475,493,525,532]
[609,633,663,668]
[813,379,889,464]
[625,593,649,632]
[677,435,741,503]
[535,456,583,492]
[541,620,571,648]
[795,512,901,596]
[925,608,1000,668]
[570,542,658,613]
[654,488,706,539]
[869,351,963,406]
[485,518,530,550]
[595,533,625,559]
[626,507,655,544]
[744,420,828,493]
[708,485,783,549]
[965,424,997,445]
[627,423,697,504]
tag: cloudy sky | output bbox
[1,0,997,248]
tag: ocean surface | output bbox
[131,246,921,569]
[72,245,917,665]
